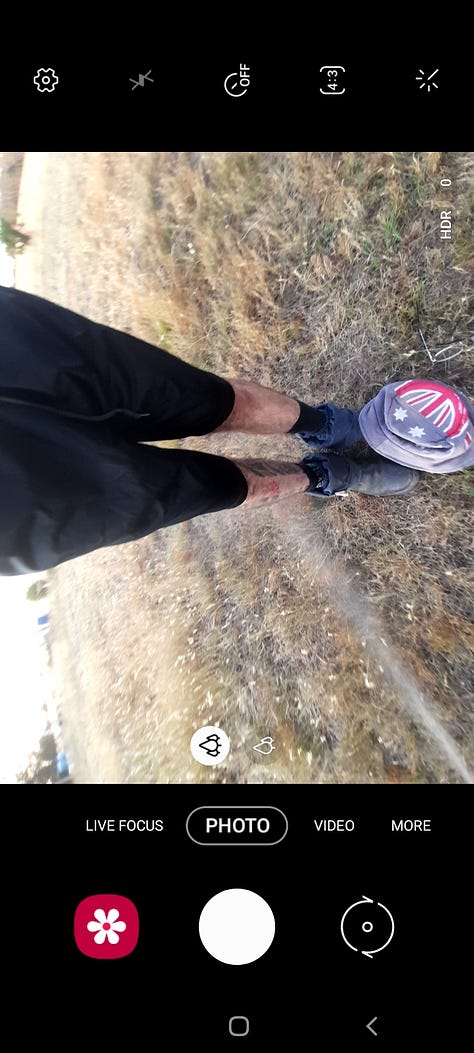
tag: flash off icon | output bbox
[320,66,345,94]
[129,69,154,91]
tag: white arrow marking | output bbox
[361,903,395,956]
[340,897,374,952]
[366,1016,378,1036]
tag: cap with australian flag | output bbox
[358,379,474,473]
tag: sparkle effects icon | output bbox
[190,725,231,766]
[416,69,439,92]
[33,68,59,93]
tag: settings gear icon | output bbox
[33,68,59,93]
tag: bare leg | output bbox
[233,458,310,508]
[213,381,326,505]
[214,379,300,434]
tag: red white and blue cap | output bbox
[358,379,474,473]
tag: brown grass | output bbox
[14,151,474,783]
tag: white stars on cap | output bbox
[393,407,408,421]
[408,425,425,438]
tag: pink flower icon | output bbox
[87,907,127,945]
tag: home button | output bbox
[229,1016,250,1037]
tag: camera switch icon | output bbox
[340,895,395,958]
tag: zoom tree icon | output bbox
[199,734,221,757]
[190,725,230,766]
[340,896,395,959]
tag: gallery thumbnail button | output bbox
[186,806,288,845]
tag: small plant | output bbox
[458,472,474,497]
[0,217,31,255]
[382,209,402,251]
[26,579,48,601]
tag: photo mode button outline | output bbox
[186,806,288,846]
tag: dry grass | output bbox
[15,151,474,783]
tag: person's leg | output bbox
[0,288,356,448]
[0,407,252,574]
[213,379,302,434]
[0,287,237,440]
[233,458,315,507]
[231,452,420,507]
[213,378,362,448]
[213,379,331,436]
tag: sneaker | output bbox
[301,452,420,497]
[298,403,363,451]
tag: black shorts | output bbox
[0,288,248,574]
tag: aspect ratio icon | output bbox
[224,64,250,97]
[340,896,395,958]
[320,66,345,94]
